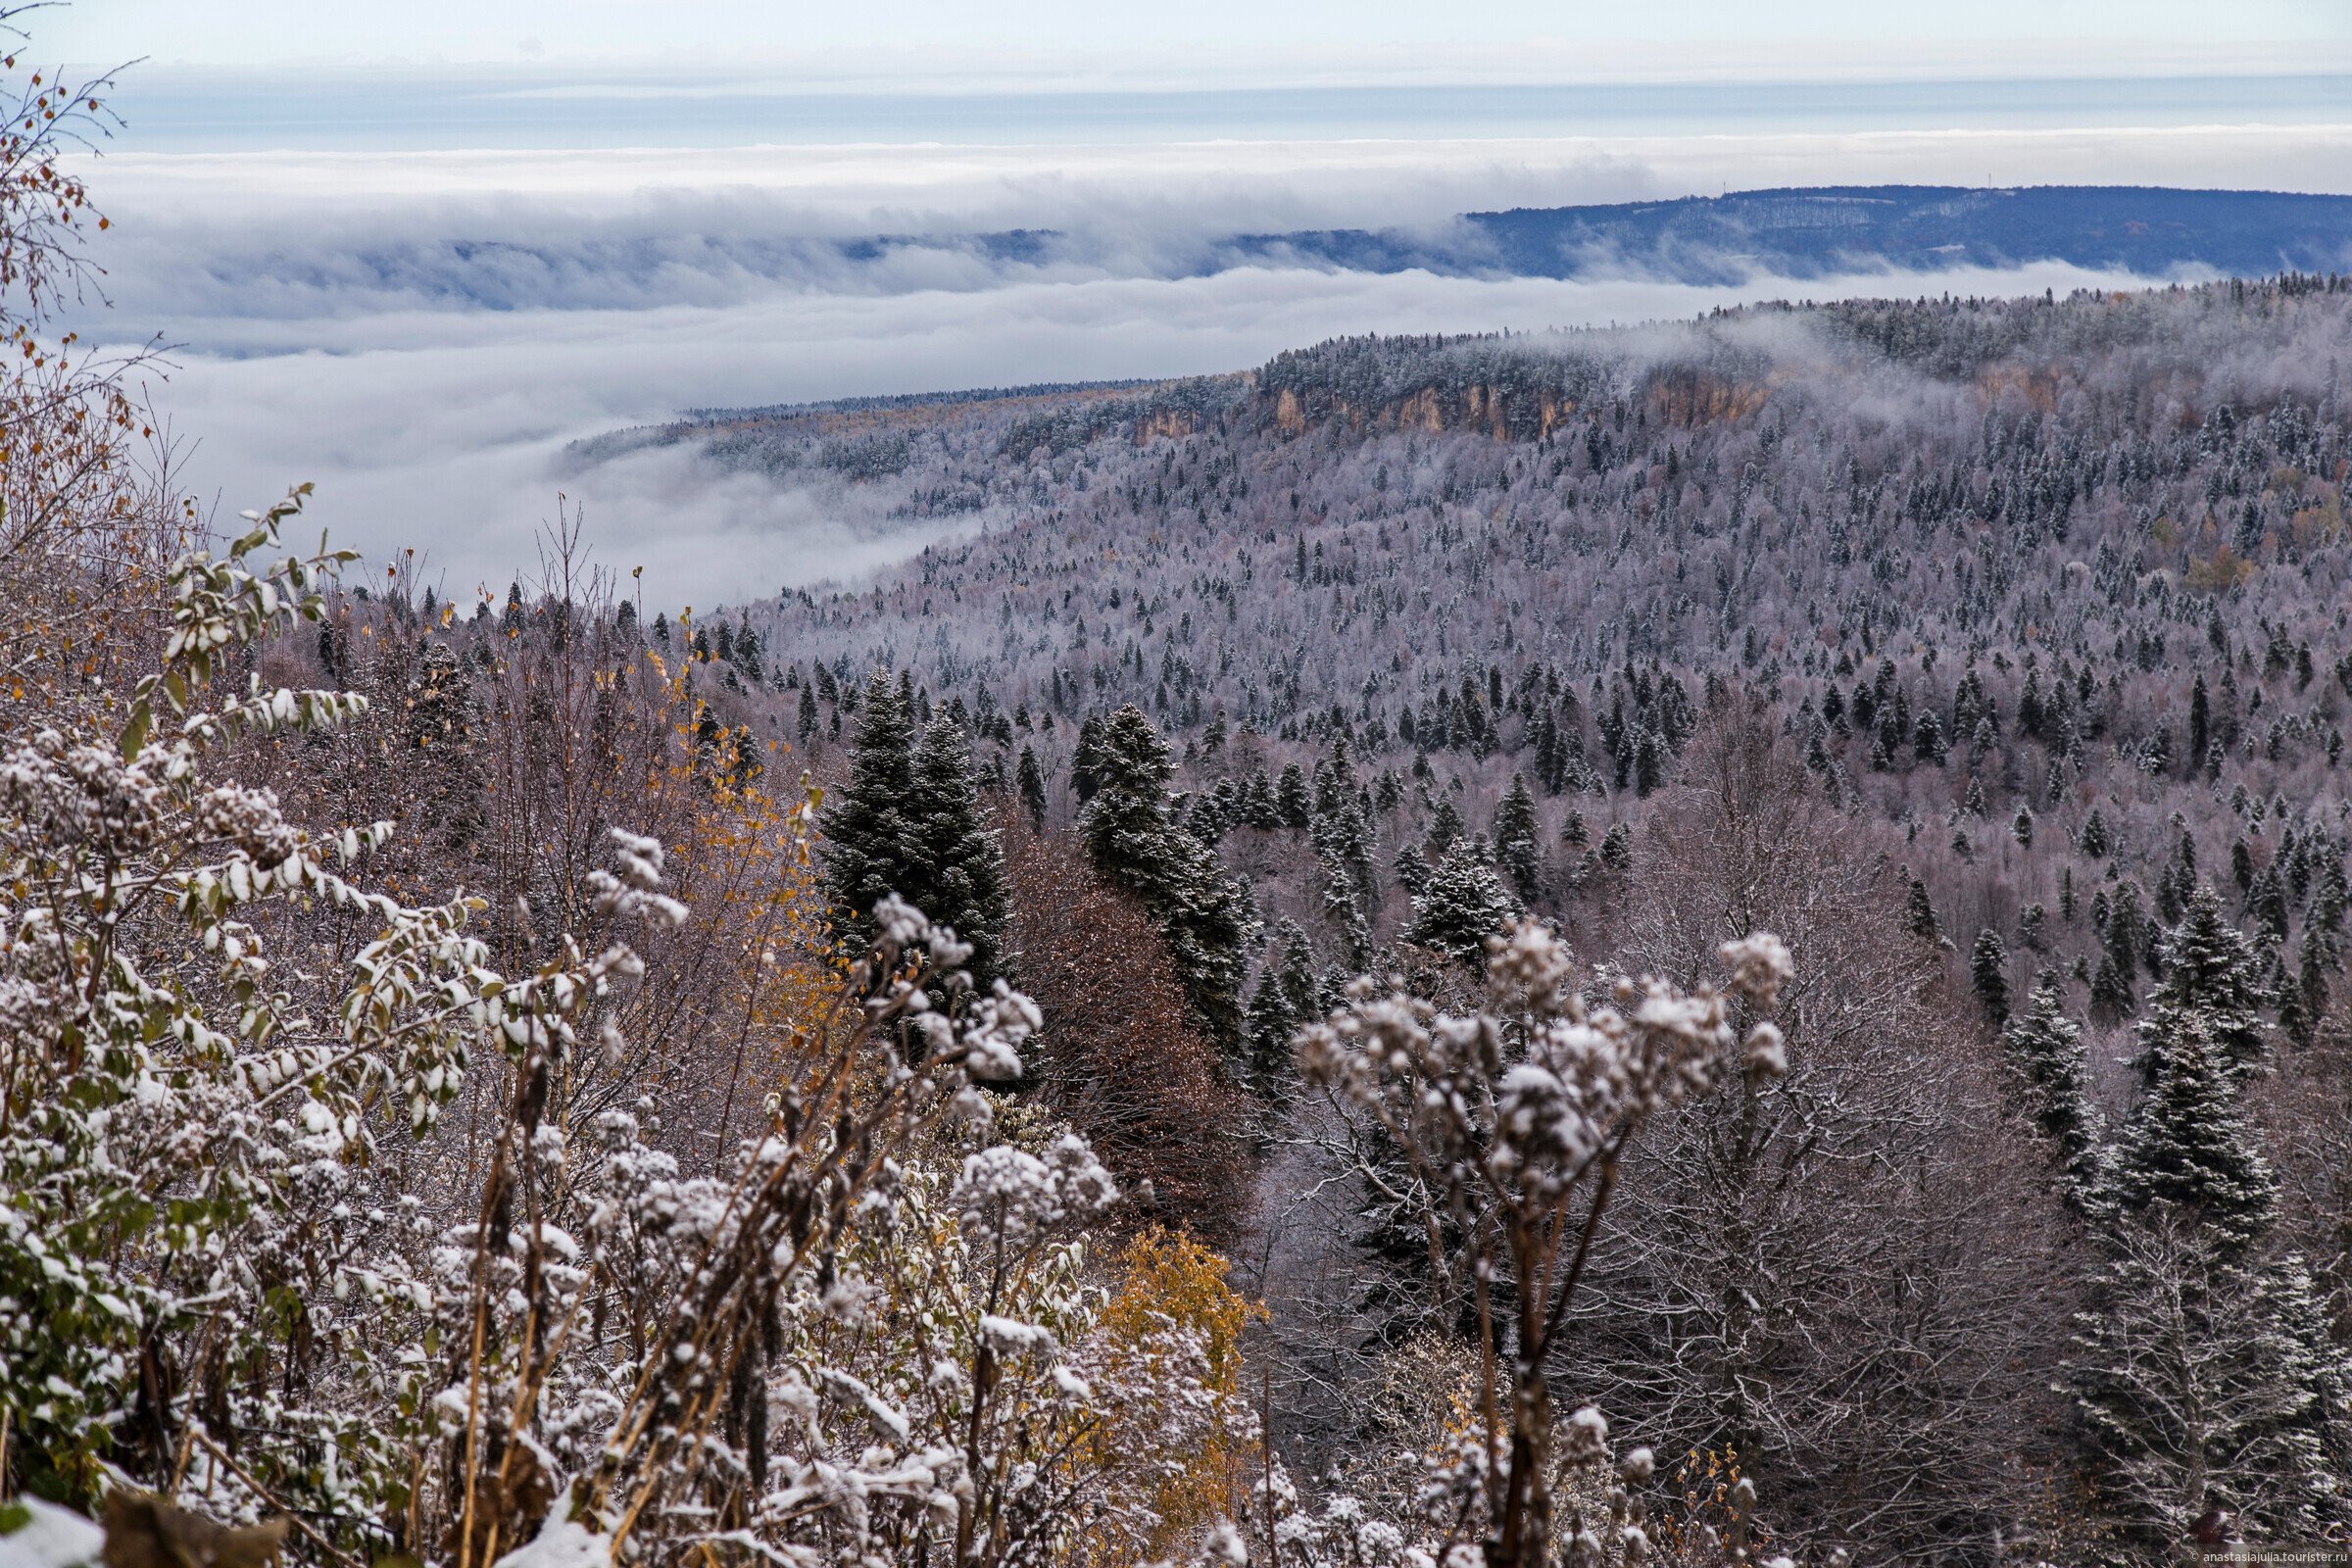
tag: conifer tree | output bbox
[817,667,917,947]
[2110,1009,2278,1250]
[901,715,1011,993]
[1276,762,1310,828]
[1401,840,1522,964]
[2001,975,2107,1210]
[1070,712,1106,801]
[1491,772,1544,899]
[1078,705,1256,1060]
[2090,948,2136,1022]
[2137,884,2271,1082]
[1970,927,2011,1024]
[1394,838,1432,895]
[2071,1221,2352,1549]
[1424,795,1466,858]
[1245,920,1320,1102]
[1016,743,1049,830]
[1905,875,1940,940]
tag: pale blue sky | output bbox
[39,0,2352,76]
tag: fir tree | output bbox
[1078,705,1256,1060]
[2090,949,2136,1022]
[1245,921,1319,1102]
[1491,772,1544,899]
[1015,743,1049,830]
[2110,1009,2278,1250]
[1970,927,2011,1024]
[2137,884,2271,1082]
[1402,841,1522,965]
[2071,1221,2352,1549]
[2081,808,2114,858]
[1394,838,1432,895]
[900,715,1011,994]
[2001,975,2107,1211]
[1905,876,1940,941]
[1424,795,1466,858]
[816,667,917,950]
[1275,762,1311,828]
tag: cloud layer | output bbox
[74,122,2348,610]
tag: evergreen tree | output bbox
[2081,808,2114,858]
[1394,833,1432,894]
[1071,713,1106,802]
[1632,727,1666,796]
[1078,705,1256,1060]
[2001,975,2108,1211]
[797,681,819,747]
[2090,949,2136,1022]
[1275,762,1311,828]
[2071,1222,2352,1549]
[1015,743,1049,830]
[1424,795,1466,858]
[2110,1009,2278,1250]
[1491,772,1544,899]
[1970,927,2011,1024]
[816,668,917,951]
[1401,841,1522,965]
[1904,876,1940,941]
[2138,884,2271,1082]
[1245,921,1320,1102]
[900,715,1011,994]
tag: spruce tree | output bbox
[1394,839,1432,895]
[816,667,916,948]
[2110,1008,2278,1250]
[1970,927,2012,1024]
[1275,762,1311,828]
[2001,975,2107,1211]
[2138,884,2271,1082]
[1492,772,1544,899]
[2090,950,2135,1022]
[900,715,1011,994]
[1425,795,1466,859]
[1904,876,1940,941]
[1245,920,1320,1102]
[1015,743,1049,830]
[1402,841,1522,965]
[1077,705,1256,1060]
[2071,1221,2352,1549]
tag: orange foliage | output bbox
[1001,813,1251,1240]
[1091,1228,1263,1561]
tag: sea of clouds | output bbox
[72,120,2352,610]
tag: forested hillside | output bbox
[7,13,2352,1562]
[639,274,2352,1558]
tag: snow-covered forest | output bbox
[6,14,2352,1568]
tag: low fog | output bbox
[80,122,2347,608]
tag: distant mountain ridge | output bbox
[141,187,2352,323]
[1222,185,2352,283]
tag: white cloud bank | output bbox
[135,258,2150,612]
[75,121,2347,609]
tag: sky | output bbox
[38,1,2352,78]
[23,1,2352,608]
